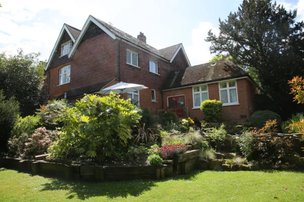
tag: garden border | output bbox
[0,150,201,181]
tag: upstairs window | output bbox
[193,85,209,108]
[126,49,139,67]
[127,90,139,106]
[61,40,72,57]
[219,80,238,105]
[151,89,156,102]
[59,65,71,85]
[149,60,158,74]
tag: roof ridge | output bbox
[64,23,81,31]
[91,16,159,50]
[159,43,181,51]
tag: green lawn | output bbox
[0,168,303,202]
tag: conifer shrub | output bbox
[200,99,223,122]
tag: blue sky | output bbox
[0,0,303,65]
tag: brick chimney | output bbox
[137,32,146,43]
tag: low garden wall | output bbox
[0,149,201,181]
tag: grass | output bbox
[0,168,303,201]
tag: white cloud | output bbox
[277,0,304,21]
[186,21,218,66]
[297,0,304,21]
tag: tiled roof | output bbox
[92,16,169,60]
[159,43,182,61]
[65,24,81,41]
[164,60,248,89]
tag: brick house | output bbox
[46,15,255,122]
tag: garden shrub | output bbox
[180,117,195,132]
[0,91,20,153]
[48,94,141,162]
[238,130,255,157]
[126,145,148,162]
[200,99,223,122]
[140,108,158,128]
[133,124,159,145]
[282,113,304,134]
[257,119,278,133]
[11,115,40,138]
[205,124,227,150]
[8,115,41,156]
[147,154,163,166]
[23,127,58,158]
[158,110,178,128]
[36,99,68,130]
[199,148,216,161]
[160,144,187,159]
[160,130,185,145]
[184,130,208,149]
[249,133,302,168]
[148,144,160,155]
[248,110,281,128]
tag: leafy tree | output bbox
[0,50,46,115]
[209,54,232,62]
[289,76,304,104]
[0,90,19,152]
[206,0,304,118]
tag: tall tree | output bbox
[0,50,46,115]
[206,0,304,118]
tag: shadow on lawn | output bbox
[39,171,201,200]
[40,178,156,200]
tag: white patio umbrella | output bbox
[100,81,148,94]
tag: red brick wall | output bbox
[48,63,71,98]
[49,31,72,69]
[163,78,255,123]
[47,30,118,99]
[70,32,117,89]
[118,41,186,112]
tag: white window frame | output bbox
[149,60,159,74]
[192,84,209,109]
[219,80,239,106]
[59,65,71,85]
[126,49,139,67]
[151,89,157,102]
[60,40,72,57]
[127,90,140,106]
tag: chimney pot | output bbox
[137,32,146,43]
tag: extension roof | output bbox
[163,60,249,90]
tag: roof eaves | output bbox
[68,15,117,58]
[170,44,191,66]
[45,24,75,70]
[163,75,251,92]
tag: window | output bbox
[219,80,238,105]
[193,85,209,108]
[61,40,72,57]
[149,60,158,74]
[59,65,71,85]
[127,90,139,106]
[151,89,156,102]
[126,49,139,67]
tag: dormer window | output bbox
[61,40,72,57]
